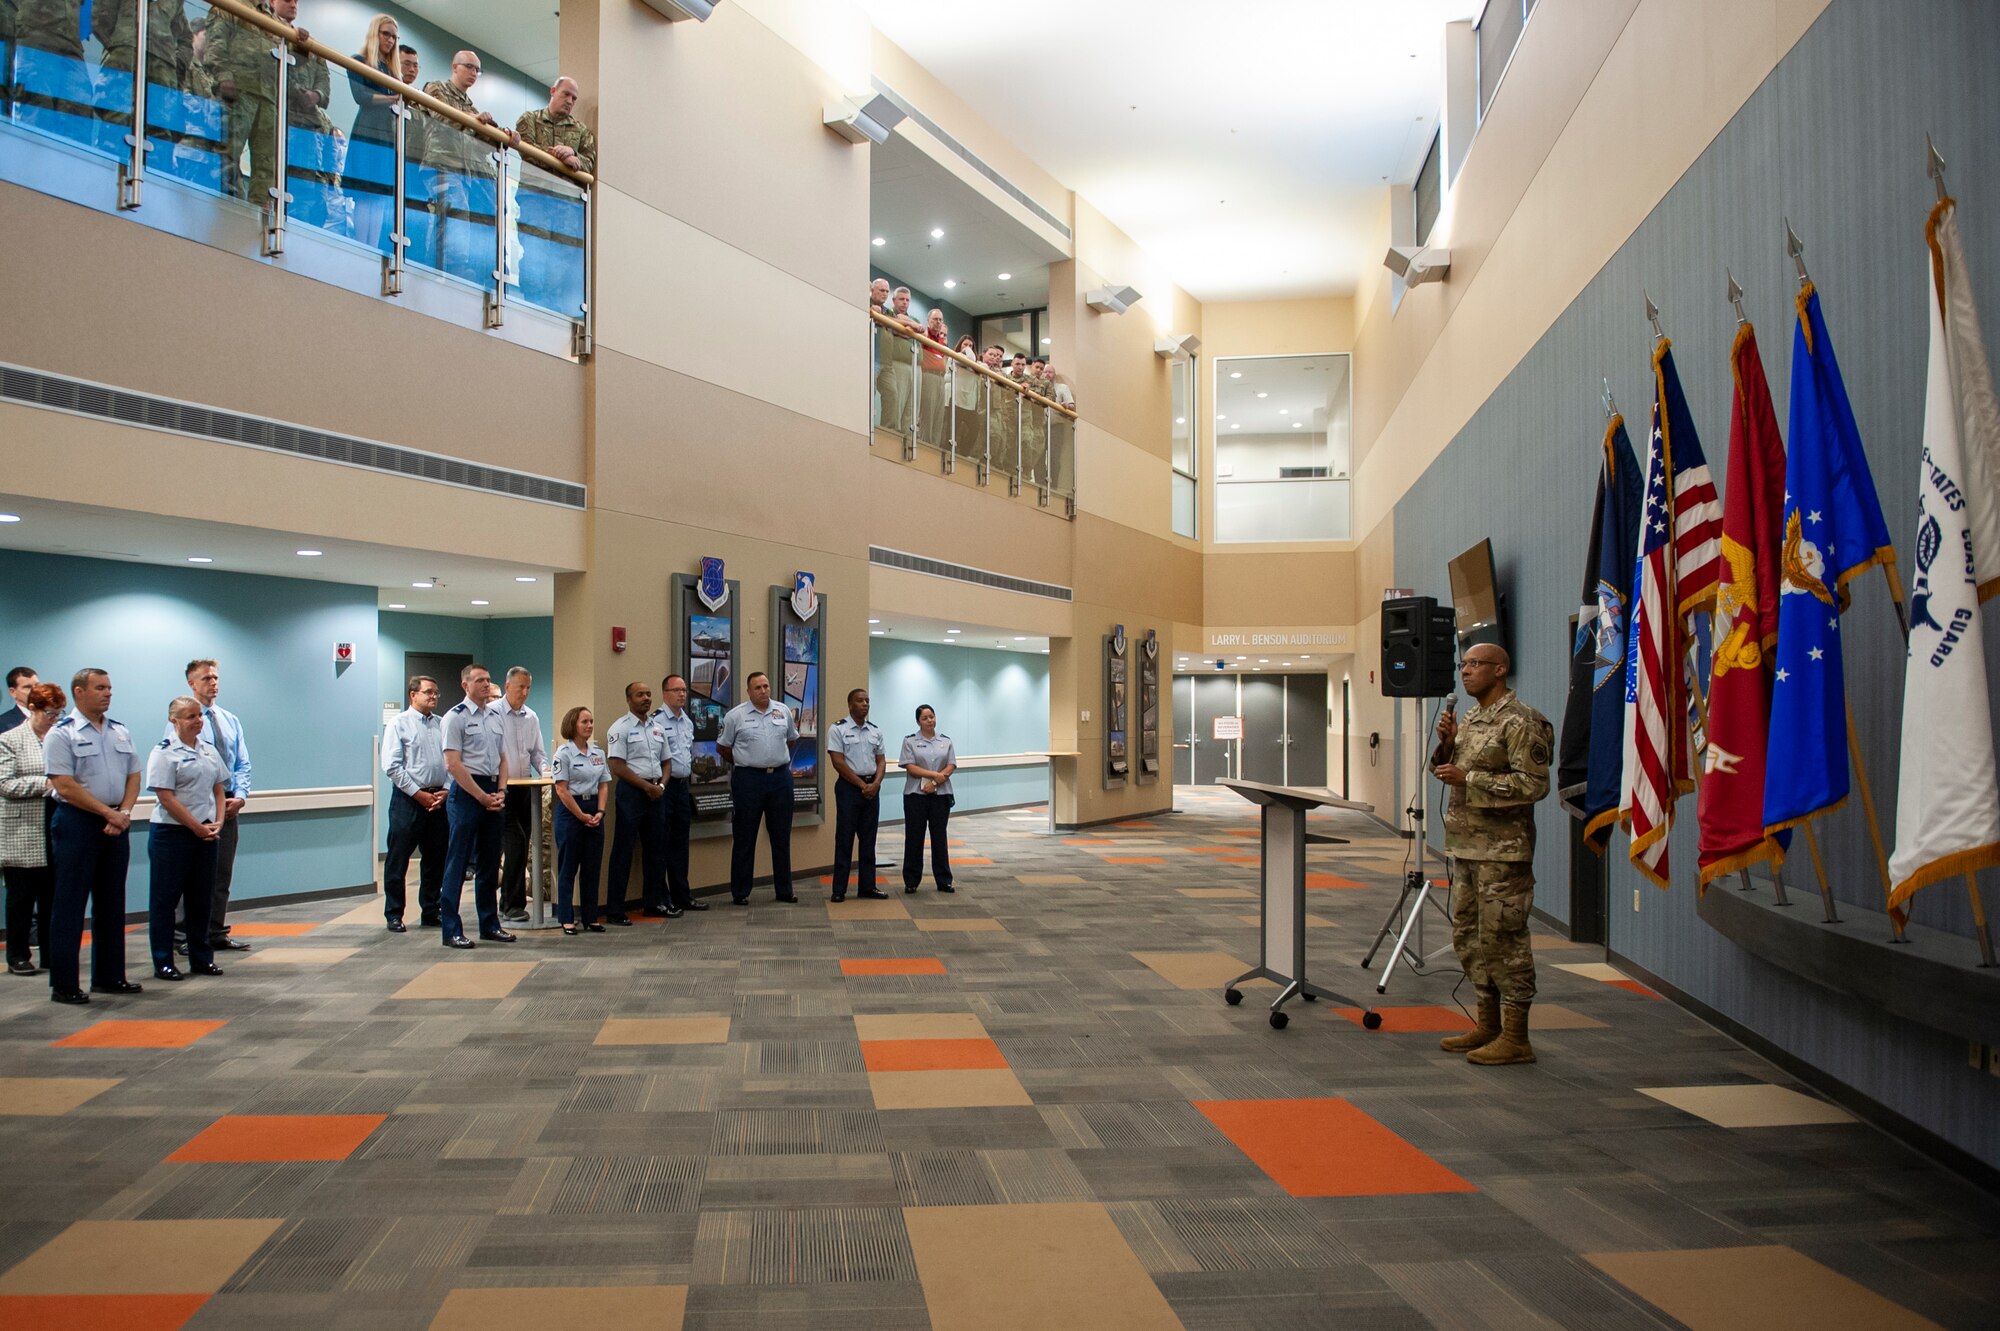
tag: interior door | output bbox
[1240,675,1287,785]
[1285,673,1329,786]
[405,652,472,703]
[1172,675,1194,784]
[1192,675,1236,784]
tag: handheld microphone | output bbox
[1443,693,1458,718]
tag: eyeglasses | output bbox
[455,61,482,72]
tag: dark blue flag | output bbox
[1764,285,1896,834]
[1554,414,1643,850]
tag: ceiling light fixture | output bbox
[945,629,961,635]
[0,513,19,523]
[1013,636,1027,641]
[1256,392,1268,398]
[871,236,885,246]
[471,599,489,606]
[516,576,538,583]
[871,629,885,636]
[411,581,433,589]
[1175,417,1185,424]
[868,618,881,625]
[930,226,945,239]
[823,92,906,144]
[187,556,213,564]
[1230,424,1241,430]
[997,272,1011,281]
[1277,408,1288,414]
[943,279,957,289]
[1292,422,1303,428]
[387,603,406,609]
[296,549,322,557]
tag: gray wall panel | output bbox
[1394,0,2000,1167]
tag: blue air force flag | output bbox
[1889,200,2000,908]
[1763,285,1896,836]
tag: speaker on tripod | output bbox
[1381,596,1457,698]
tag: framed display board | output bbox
[670,566,740,826]
[1137,628,1160,785]
[1104,624,1129,788]
[769,574,826,817]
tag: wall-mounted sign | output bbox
[334,642,354,664]
[1213,715,1244,741]
[1104,624,1129,789]
[790,571,819,620]
[698,556,729,611]
[1206,630,1348,648]
[1136,629,1160,785]
[770,580,825,816]
[672,566,741,823]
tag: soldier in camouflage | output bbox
[202,0,283,204]
[424,50,517,284]
[12,1,87,140]
[515,75,595,175]
[271,0,333,226]
[1432,643,1552,1065]
[92,0,193,97]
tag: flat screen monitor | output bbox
[1448,539,1505,650]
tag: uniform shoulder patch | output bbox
[157,738,172,749]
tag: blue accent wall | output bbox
[867,639,1049,815]
[0,551,380,906]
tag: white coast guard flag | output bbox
[1888,199,2000,910]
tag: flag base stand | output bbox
[1699,876,2000,1044]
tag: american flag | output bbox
[1620,341,1723,888]
[1621,412,1678,887]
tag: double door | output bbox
[1173,673,1327,787]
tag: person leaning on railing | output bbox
[918,308,951,448]
[981,344,1018,473]
[345,13,403,252]
[203,0,298,208]
[423,49,519,286]
[951,333,983,459]
[515,74,594,175]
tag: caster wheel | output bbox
[1269,1010,1289,1030]
[1224,988,1242,1006]
[1361,1010,1383,1030]
[1301,993,1317,1002]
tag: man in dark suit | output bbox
[0,668,38,734]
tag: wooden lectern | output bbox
[1218,780,1381,1030]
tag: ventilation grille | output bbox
[870,546,1072,602]
[0,362,586,509]
[869,80,1072,241]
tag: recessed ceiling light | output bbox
[1292,422,1303,428]
[1277,408,1288,415]
[868,618,881,625]
[0,513,21,523]
[1175,416,1185,424]
[1041,647,1049,653]
[943,279,957,289]
[187,556,213,564]
[1256,392,1268,399]
[471,599,489,606]
[411,581,433,589]
[1229,371,1242,379]
[388,603,406,609]
[1259,659,1269,663]
[1013,636,1027,641]
[1230,424,1241,430]
[296,549,322,557]
[1216,414,1226,420]
[1041,336,1050,344]
[1301,655,1312,660]
[945,629,961,634]
[1236,656,1247,661]
[997,272,1012,281]
[871,629,886,636]
[871,236,885,246]
[515,575,538,583]
[930,227,944,239]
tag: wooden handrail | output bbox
[869,309,1077,419]
[205,0,594,187]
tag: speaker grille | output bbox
[0,362,587,509]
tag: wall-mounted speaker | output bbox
[1381,596,1456,698]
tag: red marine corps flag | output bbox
[1697,316,1791,887]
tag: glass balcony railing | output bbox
[0,0,592,352]
[869,310,1077,517]
[1214,477,1352,543]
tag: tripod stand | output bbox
[1359,698,1456,992]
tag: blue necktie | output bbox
[207,708,232,794]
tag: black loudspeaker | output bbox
[1381,596,1457,698]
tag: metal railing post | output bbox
[117,5,149,209]
[262,37,294,255]
[572,186,593,358]
[485,145,510,328]
[1037,404,1051,507]
[1008,391,1022,497]
[383,100,409,295]
[977,376,990,486]
[940,361,956,475]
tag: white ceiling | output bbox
[855,0,1478,301]
[0,496,558,618]
[395,0,564,86]
[871,133,1064,318]
[866,609,1049,655]
[1213,354,1349,436]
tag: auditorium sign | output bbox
[1205,628,1348,649]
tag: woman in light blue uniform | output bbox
[551,706,611,935]
[146,697,228,981]
[900,705,958,894]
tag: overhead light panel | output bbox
[997,272,1012,281]
[1153,332,1200,359]
[1383,244,1451,286]
[636,0,718,21]
[1085,285,1142,315]
[871,236,885,247]
[823,92,906,145]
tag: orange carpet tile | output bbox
[1194,1098,1476,1197]
[839,958,947,976]
[0,1293,209,1331]
[1332,1006,1471,1033]
[51,1021,227,1050]
[167,1113,387,1163]
[860,1038,1010,1072]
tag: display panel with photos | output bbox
[1104,628,1129,788]
[769,584,826,814]
[1137,630,1160,784]
[671,572,741,823]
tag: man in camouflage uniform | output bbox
[1432,643,1552,1065]
[514,75,593,314]
[424,49,516,285]
[270,0,332,225]
[202,0,284,205]
[981,343,1016,474]
[12,1,88,140]
[93,1,194,98]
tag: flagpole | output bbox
[1800,824,1839,922]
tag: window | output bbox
[1477,0,1536,122]
[1171,356,1197,538]
[974,308,1051,361]
[1213,354,1352,543]
[1413,129,1442,248]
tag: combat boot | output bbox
[1439,987,1500,1053]
[1466,1001,1536,1065]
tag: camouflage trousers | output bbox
[1448,857,1537,1003]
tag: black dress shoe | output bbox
[729,898,749,907]
[386,920,407,933]
[420,916,441,929]
[662,905,685,918]
[682,900,710,911]
[9,959,39,975]
[154,966,185,982]
[903,885,918,895]
[774,895,800,904]
[858,889,889,900]
[604,915,632,926]
[173,943,189,957]
[91,979,144,995]
[479,929,517,943]
[444,935,476,949]
[215,937,252,952]
[191,962,224,976]
[51,988,89,1005]
[830,894,846,903]
[583,922,606,933]
[937,884,956,893]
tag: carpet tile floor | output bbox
[0,785,1994,1329]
